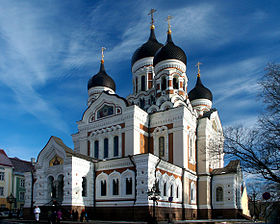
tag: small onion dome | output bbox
[188,76,212,101]
[153,31,186,66]
[88,60,116,91]
[131,27,163,66]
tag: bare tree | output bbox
[223,63,280,184]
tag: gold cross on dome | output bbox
[166,15,173,32]
[101,47,106,62]
[196,61,202,77]
[148,9,157,27]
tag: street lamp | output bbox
[6,193,16,217]
[147,181,161,224]
[30,158,36,215]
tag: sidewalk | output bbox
[1,218,260,224]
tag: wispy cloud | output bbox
[0,1,69,132]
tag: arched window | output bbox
[57,175,64,202]
[189,137,193,159]
[183,79,186,91]
[140,98,145,109]
[141,76,146,91]
[126,177,133,195]
[101,180,107,196]
[216,186,223,201]
[163,182,167,196]
[114,136,119,157]
[159,137,165,158]
[135,77,138,93]
[176,186,179,198]
[113,179,119,195]
[170,185,173,197]
[191,187,194,201]
[82,177,87,197]
[190,182,196,203]
[173,77,178,89]
[48,176,55,199]
[161,76,166,90]
[94,140,99,159]
[104,138,108,158]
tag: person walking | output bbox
[34,206,41,222]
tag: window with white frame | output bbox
[20,179,25,187]
[176,186,179,198]
[190,182,196,203]
[101,180,107,196]
[153,126,169,160]
[114,136,119,157]
[189,134,195,162]
[0,187,3,196]
[173,77,179,89]
[163,182,167,196]
[19,192,25,201]
[161,76,167,90]
[104,138,109,158]
[94,140,99,159]
[125,177,133,195]
[159,137,165,158]
[170,184,173,197]
[216,186,223,201]
[112,179,119,195]
[0,172,4,181]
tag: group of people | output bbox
[70,209,88,222]
[47,209,63,224]
[34,206,63,223]
[34,206,88,223]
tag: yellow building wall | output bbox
[0,166,13,208]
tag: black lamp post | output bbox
[6,193,16,217]
[147,181,161,224]
[30,158,36,215]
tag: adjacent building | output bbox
[0,149,32,210]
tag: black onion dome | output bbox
[153,32,186,66]
[131,28,163,66]
[88,61,116,91]
[188,76,213,101]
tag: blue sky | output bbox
[1,0,280,161]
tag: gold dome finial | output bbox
[166,15,173,34]
[196,61,202,77]
[148,9,156,29]
[101,47,106,64]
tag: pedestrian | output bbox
[57,209,62,223]
[74,210,78,221]
[34,206,41,222]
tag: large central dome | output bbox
[153,32,186,66]
[131,27,163,66]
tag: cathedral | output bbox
[24,13,250,221]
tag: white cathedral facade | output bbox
[24,19,250,221]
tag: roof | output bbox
[9,157,33,173]
[212,160,240,175]
[52,136,97,163]
[0,149,13,167]
[153,32,187,66]
[52,136,73,154]
[131,28,163,66]
[199,108,217,119]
